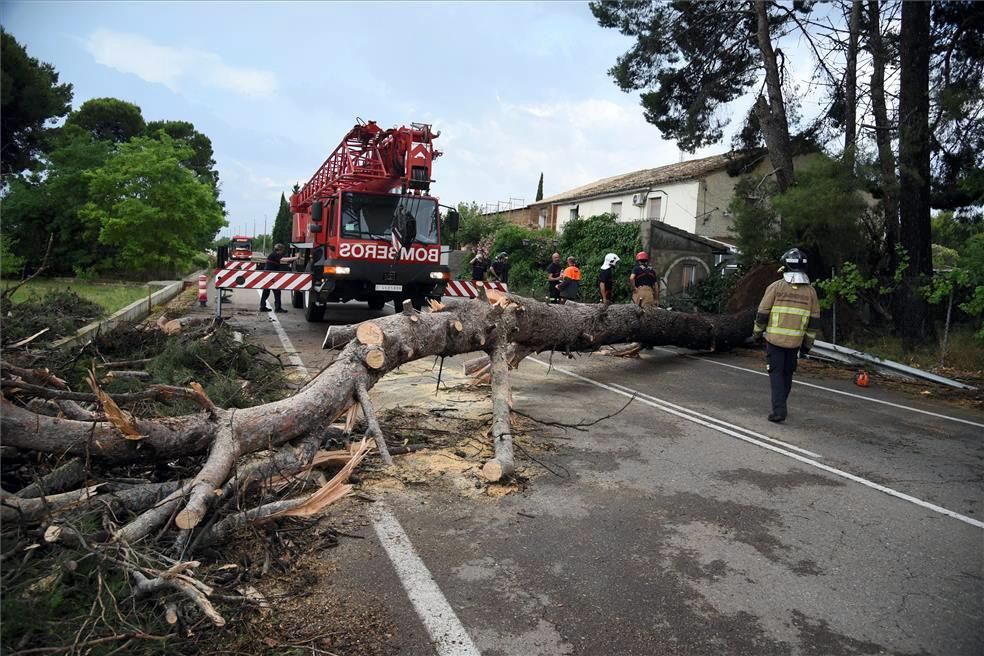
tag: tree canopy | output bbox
[0,29,73,180]
[146,120,220,194]
[271,193,292,247]
[81,135,226,275]
[590,1,766,153]
[65,98,146,144]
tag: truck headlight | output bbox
[323,265,351,275]
[430,271,451,280]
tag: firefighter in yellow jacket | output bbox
[752,248,820,423]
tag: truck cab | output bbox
[293,191,451,321]
[229,236,253,261]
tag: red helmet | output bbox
[636,251,649,262]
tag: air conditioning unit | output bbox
[631,193,647,206]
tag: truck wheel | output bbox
[292,290,305,309]
[367,296,386,311]
[411,296,425,311]
[305,298,325,322]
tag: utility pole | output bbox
[263,215,268,251]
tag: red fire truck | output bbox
[289,119,458,322]
[229,236,253,261]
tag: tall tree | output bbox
[146,120,220,193]
[1,126,114,275]
[867,0,900,270]
[535,172,544,202]
[81,135,225,275]
[591,0,797,190]
[928,2,984,212]
[0,29,73,180]
[843,0,862,167]
[752,0,795,191]
[271,193,292,247]
[64,98,145,143]
[897,0,933,348]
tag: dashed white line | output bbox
[250,289,478,652]
[656,347,984,429]
[372,506,481,655]
[530,357,984,530]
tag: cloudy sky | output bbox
[2,2,819,238]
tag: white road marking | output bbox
[373,506,482,656]
[605,382,823,458]
[255,290,309,378]
[252,289,477,652]
[656,348,984,429]
[530,358,984,530]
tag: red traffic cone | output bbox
[855,370,870,387]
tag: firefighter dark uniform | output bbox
[753,249,820,422]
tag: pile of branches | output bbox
[1,290,105,347]
[1,291,754,637]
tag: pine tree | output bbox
[271,193,292,247]
[536,173,544,202]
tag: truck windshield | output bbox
[231,240,250,250]
[340,193,438,245]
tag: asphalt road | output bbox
[219,290,984,656]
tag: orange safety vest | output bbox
[562,266,581,281]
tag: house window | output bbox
[569,207,579,221]
[538,208,547,229]
[647,196,663,221]
[610,201,622,219]
[682,263,697,289]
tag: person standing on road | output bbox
[630,252,659,307]
[260,243,300,313]
[599,253,620,305]
[490,252,510,285]
[470,250,490,283]
[558,256,581,304]
[546,252,563,303]
[752,248,821,423]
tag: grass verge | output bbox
[3,279,151,314]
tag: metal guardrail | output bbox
[808,339,977,391]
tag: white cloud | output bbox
[435,96,712,208]
[85,29,277,98]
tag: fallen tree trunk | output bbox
[2,294,754,545]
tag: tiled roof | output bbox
[541,151,761,204]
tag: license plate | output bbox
[375,284,403,292]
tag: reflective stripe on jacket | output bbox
[753,280,821,349]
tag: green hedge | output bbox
[558,214,642,303]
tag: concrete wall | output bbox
[641,222,717,297]
[695,153,824,239]
[52,279,190,350]
[553,179,701,233]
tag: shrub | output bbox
[558,214,642,303]
[490,224,558,297]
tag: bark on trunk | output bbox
[844,0,861,166]
[482,334,515,482]
[754,0,796,193]
[3,294,755,542]
[867,0,900,270]
[897,0,934,349]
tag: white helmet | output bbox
[602,253,620,270]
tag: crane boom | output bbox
[290,120,441,215]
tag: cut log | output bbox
[463,355,490,376]
[356,321,385,346]
[593,342,643,358]
[363,347,386,370]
